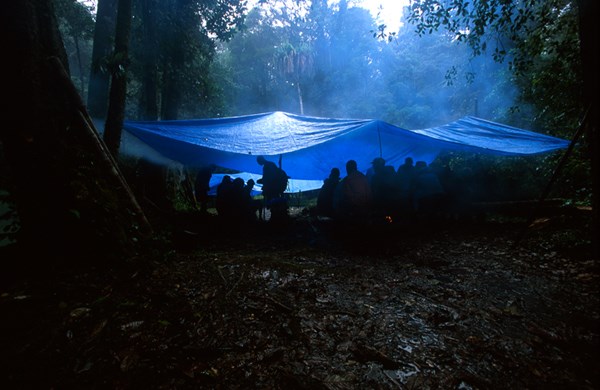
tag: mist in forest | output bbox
[67,0,527,131]
[217,3,528,131]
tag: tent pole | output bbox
[377,122,383,158]
[512,106,590,248]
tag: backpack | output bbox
[273,167,289,194]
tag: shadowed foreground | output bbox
[1,209,598,389]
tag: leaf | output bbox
[120,352,139,372]
[70,307,91,318]
[120,320,144,331]
[158,319,171,327]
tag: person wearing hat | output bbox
[366,157,385,185]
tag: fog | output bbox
[221,3,529,132]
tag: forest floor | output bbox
[1,206,599,389]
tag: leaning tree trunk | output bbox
[1,0,150,265]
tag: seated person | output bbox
[411,161,446,218]
[333,160,372,222]
[317,168,340,217]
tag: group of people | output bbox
[214,175,262,222]
[316,156,448,223]
[192,154,450,225]
[192,155,289,223]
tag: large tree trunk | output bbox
[577,0,599,257]
[104,0,133,156]
[1,0,149,265]
[87,0,118,119]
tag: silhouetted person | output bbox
[229,177,247,221]
[430,154,460,219]
[369,157,398,218]
[256,155,289,222]
[317,167,340,218]
[333,160,371,222]
[244,178,263,221]
[396,157,415,218]
[256,155,280,202]
[244,178,255,198]
[135,158,170,212]
[411,161,446,220]
[216,175,233,217]
[194,164,216,213]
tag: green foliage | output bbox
[406,0,584,126]
[53,0,95,39]
[54,0,95,97]
[405,0,589,204]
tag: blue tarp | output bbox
[122,111,570,193]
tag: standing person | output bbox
[194,164,216,213]
[256,156,289,222]
[333,160,372,222]
[317,167,340,218]
[256,156,280,202]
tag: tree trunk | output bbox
[1,0,149,265]
[297,81,304,115]
[161,50,183,120]
[160,0,188,120]
[104,0,133,157]
[139,0,160,120]
[577,0,599,257]
[72,33,86,96]
[87,0,118,119]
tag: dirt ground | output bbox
[1,207,598,389]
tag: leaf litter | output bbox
[1,211,598,389]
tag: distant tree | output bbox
[275,42,314,115]
[155,0,247,120]
[219,0,387,117]
[54,0,95,98]
[218,7,293,114]
[319,4,386,118]
[137,0,160,120]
